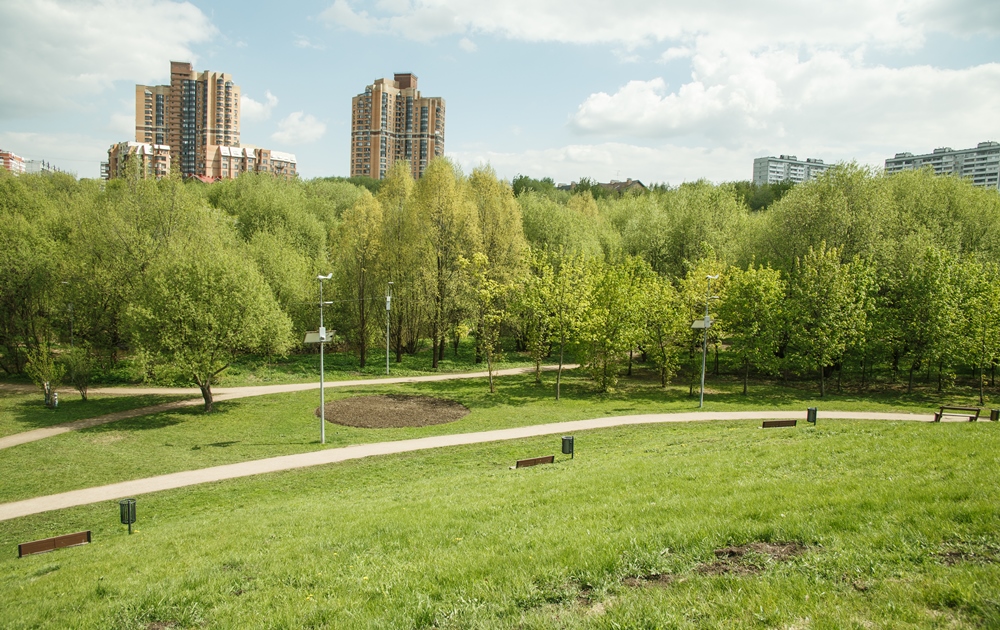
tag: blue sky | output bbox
[1,0,998,184]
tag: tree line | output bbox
[3,159,1000,410]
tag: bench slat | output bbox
[515,455,555,468]
[762,420,797,428]
[18,531,91,558]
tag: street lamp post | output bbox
[699,275,720,409]
[317,273,333,444]
[385,282,393,375]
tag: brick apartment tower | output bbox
[351,73,445,180]
[135,61,241,178]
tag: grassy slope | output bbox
[0,392,187,439]
[0,419,997,628]
[0,371,955,505]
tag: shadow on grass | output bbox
[1,394,188,433]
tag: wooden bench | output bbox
[515,455,555,468]
[934,406,982,422]
[18,531,91,558]
[762,420,797,429]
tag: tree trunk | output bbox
[908,364,914,394]
[819,364,825,397]
[439,336,446,364]
[714,345,719,376]
[743,359,749,395]
[860,357,867,390]
[980,362,985,406]
[556,332,564,400]
[535,359,541,385]
[199,381,214,413]
[486,351,495,393]
[628,349,633,377]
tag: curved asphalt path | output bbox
[0,409,937,522]
[0,365,578,451]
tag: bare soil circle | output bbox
[314,394,470,428]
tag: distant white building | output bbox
[884,142,1000,190]
[0,149,26,175]
[753,155,831,185]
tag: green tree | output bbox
[376,162,426,360]
[334,190,384,368]
[62,346,95,401]
[718,264,786,394]
[579,257,650,392]
[413,159,480,368]
[786,242,868,396]
[127,213,293,411]
[642,274,686,387]
[25,342,64,407]
[461,253,509,393]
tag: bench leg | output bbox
[934,412,941,422]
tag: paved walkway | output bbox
[0,365,576,451]
[0,409,935,522]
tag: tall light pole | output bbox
[317,273,333,444]
[699,274,720,409]
[385,282,393,375]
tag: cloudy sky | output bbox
[1,0,998,184]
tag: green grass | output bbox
[0,418,997,628]
[0,368,971,506]
[0,391,187,439]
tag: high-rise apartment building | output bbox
[753,155,831,185]
[351,73,445,180]
[135,61,241,178]
[885,142,1000,190]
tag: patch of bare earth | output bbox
[698,542,807,576]
[315,394,470,428]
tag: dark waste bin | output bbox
[562,436,574,458]
[807,407,817,424]
[991,409,999,422]
[119,498,136,534]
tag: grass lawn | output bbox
[0,369,975,506]
[0,418,997,628]
[0,391,187,439]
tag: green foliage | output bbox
[24,342,64,407]
[786,242,870,396]
[642,274,686,387]
[728,179,795,211]
[717,263,786,393]
[127,211,294,411]
[62,346,95,401]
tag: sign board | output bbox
[304,330,331,344]
[691,317,713,329]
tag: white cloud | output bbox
[0,0,216,118]
[570,52,1000,152]
[294,35,326,50]
[458,37,477,52]
[0,131,113,178]
[319,0,983,50]
[450,142,752,185]
[107,112,136,135]
[271,112,327,145]
[241,91,279,122]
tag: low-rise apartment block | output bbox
[753,155,831,185]
[106,142,171,179]
[1,149,25,175]
[885,142,1000,190]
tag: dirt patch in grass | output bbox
[698,542,807,576]
[315,394,470,428]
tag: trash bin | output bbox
[561,436,574,458]
[807,407,817,424]
[991,409,999,422]
[119,498,136,534]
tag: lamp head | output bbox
[317,273,333,281]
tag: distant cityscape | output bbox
[1,60,999,191]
